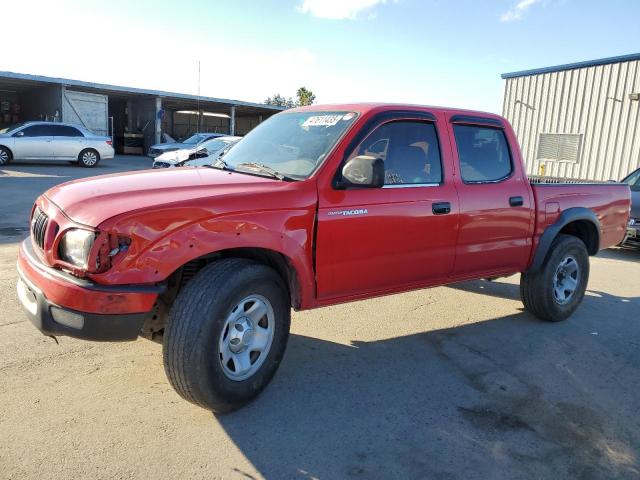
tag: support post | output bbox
[230,105,236,136]
[154,97,162,145]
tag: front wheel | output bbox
[78,148,100,167]
[163,259,291,413]
[0,146,12,165]
[520,234,589,322]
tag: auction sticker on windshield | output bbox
[302,115,343,127]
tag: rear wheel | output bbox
[520,234,589,321]
[163,259,291,413]
[0,146,12,165]
[78,148,100,167]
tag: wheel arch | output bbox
[79,147,100,157]
[169,247,303,310]
[528,207,600,273]
[0,144,14,159]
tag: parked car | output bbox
[152,136,240,168]
[620,167,640,247]
[16,104,631,413]
[148,132,226,158]
[0,121,114,167]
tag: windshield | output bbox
[182,133,210,145]
[201,138,235,154]
[220,111,358,179]
[0,122,26,134]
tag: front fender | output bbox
[91,208,317,308]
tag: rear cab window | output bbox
[453,124,512,183]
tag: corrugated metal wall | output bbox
[502,59,640,181]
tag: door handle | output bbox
[432,202,451,215]
[509,196,524,207]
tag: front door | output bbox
[12,124,54,159]
[316,116,459,300]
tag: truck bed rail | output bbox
[529,175,609,185]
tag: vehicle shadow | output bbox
[448,277,523,302]
[215,297,640,479]
[597,247,640,263]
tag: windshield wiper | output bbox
[204,158,232,171]
[235,163,296,181]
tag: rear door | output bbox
[52,125,86,160]
[445,115,534,276]
[11,124,54,159]
[315,112,459,299]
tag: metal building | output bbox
[501,53,640,182]
[0,71,284,154]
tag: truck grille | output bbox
[31,207,49,249]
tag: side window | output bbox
[55,126,84,137]
[350,121,443,185]
[18,125,54,137]
[453,125,512,183]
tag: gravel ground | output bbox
[1,157,639,479]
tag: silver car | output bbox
[148,132,226,158]
[0,121,114,167]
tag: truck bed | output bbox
[531,183,630,251]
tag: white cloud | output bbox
[0,1,318,106]
[500,0,541,22]
[297,0,393,20]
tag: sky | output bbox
[2,0,639,113]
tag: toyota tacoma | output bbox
[17,104,631,412]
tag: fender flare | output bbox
[528,207,600,273]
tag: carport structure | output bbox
[0,71,284,154]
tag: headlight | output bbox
[58,229,96,268]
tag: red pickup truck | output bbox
[17,104,630,412]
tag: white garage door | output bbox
[62,89,108,135]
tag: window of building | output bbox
[536,133,582,163]
[453,125,512,183]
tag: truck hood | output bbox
[44,167,276,226]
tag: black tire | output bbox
[0,146,12,166]
[163,258,291,413]
[78,148,100,167]
[520,234,589,322]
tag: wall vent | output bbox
[536,133,582,163]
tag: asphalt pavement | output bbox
[1,156,638,479]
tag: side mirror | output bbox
[14,131,24,137]
[195,148,208,158]
[339,155,384,188]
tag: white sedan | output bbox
[152,136,240,168]
[0,121,114,167]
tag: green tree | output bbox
[265,87,316,108]
[264,93,296,108]
[296,87,316,106]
